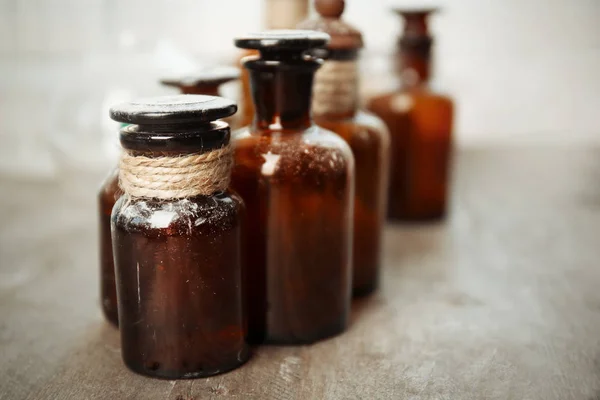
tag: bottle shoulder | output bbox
[234,125,354,161]
[98,168,122,205]
[112,191,242,236]
[313,111,390,147]
[232,125,354,180]
[368,88,453,116]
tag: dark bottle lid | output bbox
[110,95,237,125]
[109,95,237,152]
[234,29,330,51]
[160,66,240,91]
[297,0,363,50]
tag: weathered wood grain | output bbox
[2,147,600,399]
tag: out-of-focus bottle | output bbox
[160,66,240,128]
[298,0,390,296]
[367,8,454,221]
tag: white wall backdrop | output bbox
[1,0,599,179]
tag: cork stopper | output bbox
[297,0,363,50]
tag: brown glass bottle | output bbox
[232,31,355,344]
[99,69,240,327]
[299,0,390,296]
[109,95,248,379]
[238,0,309,128]
[98,168,122,325]
[367,8,454,221]
[161,67,240,129]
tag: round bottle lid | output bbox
[109,95,237,126]
[160,66,240,90]
[109,95,236,152]
[297,0,363,50]
[234,30,330,50]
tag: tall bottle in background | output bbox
[367,9,453,221]
[99,68,240,327]
[298,0,390,296]
[238,0,309,127]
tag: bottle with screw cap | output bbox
[298,0,391,296]
[232,30,355,344]
[109,95,248,379]
[367,8,454,221]
[99,68,241,327]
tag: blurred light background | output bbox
[1,0,599,181]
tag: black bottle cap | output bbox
[235,30,330,51]
[110,95,237,125]
[160,66,240,91]
[109,95,236,152]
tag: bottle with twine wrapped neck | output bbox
[232,30,355,345]
[109,95,248,379]
[367,8,454,221]
[298,0,391,297]
[98,67,240,328]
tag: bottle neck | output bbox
[179,85,220,96]
[246,53,319,131]
[265,0,309,29]
[397,41,432,88]
[312,50,359,120]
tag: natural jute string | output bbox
[119,144,233,199]
[312,60,359,116]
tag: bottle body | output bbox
[314,111,389,295]
[367,87,453,220]
[111,191,248,379]
[231,126,354,344]
[98,169,121,326]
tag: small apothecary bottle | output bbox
[161,67,240,129]
[99,68,240,327]
[299,0,390,296]
[367,8,454,221]
[109,95,248,379]
[233,31,355,344]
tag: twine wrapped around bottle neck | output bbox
[118,144,233,199]
[312,59,359,117]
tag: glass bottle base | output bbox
[101,302,119,327]
[123,346,250,380]
[387,209,446,223]
[352,281,378,298]
[257,320,348,345]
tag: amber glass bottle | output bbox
[298,0,390,296]
[238,0,309,127]
[367,8,454,221]
[161,67,240,129]
[232,31,355,344]
[109,95,248,379]
[99,69,240,327]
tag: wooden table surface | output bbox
[2,147,600,400]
